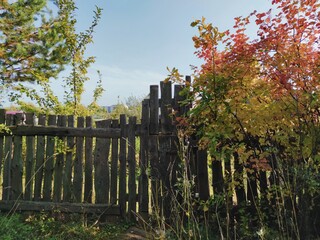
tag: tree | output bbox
[170,0,319,238]
[110,95,144,121]
[2,0,105,117]
[0,0,70,84]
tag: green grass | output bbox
[0,213,133,240]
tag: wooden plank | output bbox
[233,151,246,205]
[212,157,224,195]
[53,115,67,202]
[173,84,187,119]
[43,115,57,201]
[139,99,149,217]
[63,115,74,202]
[0,109,5,178]
[2,125,121,138]
[246,158,258,203]
[159,81,173,220]
[149,135,160,215]
[149,85,159,135]
[118,115,127,217]
[0,200,120,215]
[94,120,111,204]
[84,116,93,203]
[110,119,119,205]
[73,116,84,202]
[34,114,46,201]
[128,116,137,219]
[197,149,209,201]
[2,114,13,201]
[24,113,35,200]
[259,170,268,203]
[11,113,24,200]
[160,81,172,134]
[158,135,172,219]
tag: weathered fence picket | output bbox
[2,114,13,201]
[84,116,93,203]
[110,119,119,204]
[63,115,74,202]
[73,116,84,202]
[119,114,127,217]
[34,114,46,201]
[0,109,5,177]
[94,120,111,204]
[24,113,35,201]
[127,116,136,220]
[139,99,149,218]
[43,115,56,201]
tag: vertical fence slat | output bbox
[119,115,127,217]
[73,117,84,202]
[34,114,46,201]
[94,120,111,204]
[53,115,67,202]
[149,135,160,215]
[159,81,173,220]
[246,159,258,203]
[24,113,35,200]
[110,119,119,204]
[233,152,246,205]
[63,115,74,202]
[212,157,224,195]
[128,116,137,219]
[149,85,160,215]
[11,113,24,200]
[84,116,93,203]
[160,81,172,134]
[2,114,13,201]
[43,115,56,201]
[139,99,149,218]
[197,149,209,201]
[0,109,5,180]
[149,85,159,135]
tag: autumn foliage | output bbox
[175,0,320,238]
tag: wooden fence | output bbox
[0,80,199,220]
[0,78,289,223]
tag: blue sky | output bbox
[52,0,274,106]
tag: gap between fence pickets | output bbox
[0,200,120,215]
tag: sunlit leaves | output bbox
[181,0,320,167]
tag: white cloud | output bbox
[82,64,166,106]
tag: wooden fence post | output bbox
[139,99,149,218]
[110,119,119,205]
[2,114,13,201]
[34,114,46,201]
[197,149,209,201]
[233,152,246,205]
[43,115,56,201]
[94,120,111,204]
[0,109,5,178]
[159,81,173,220]
[149,85,160,215]
[73,116,84,202]
[119,115,127,217]
[128,116,137,220]
[53,115,67,202]
[84,116,93,203]
[63,115,74,202]
[11,113,24,200]
[24,113,35,200]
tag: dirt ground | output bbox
[118,226,150,240]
